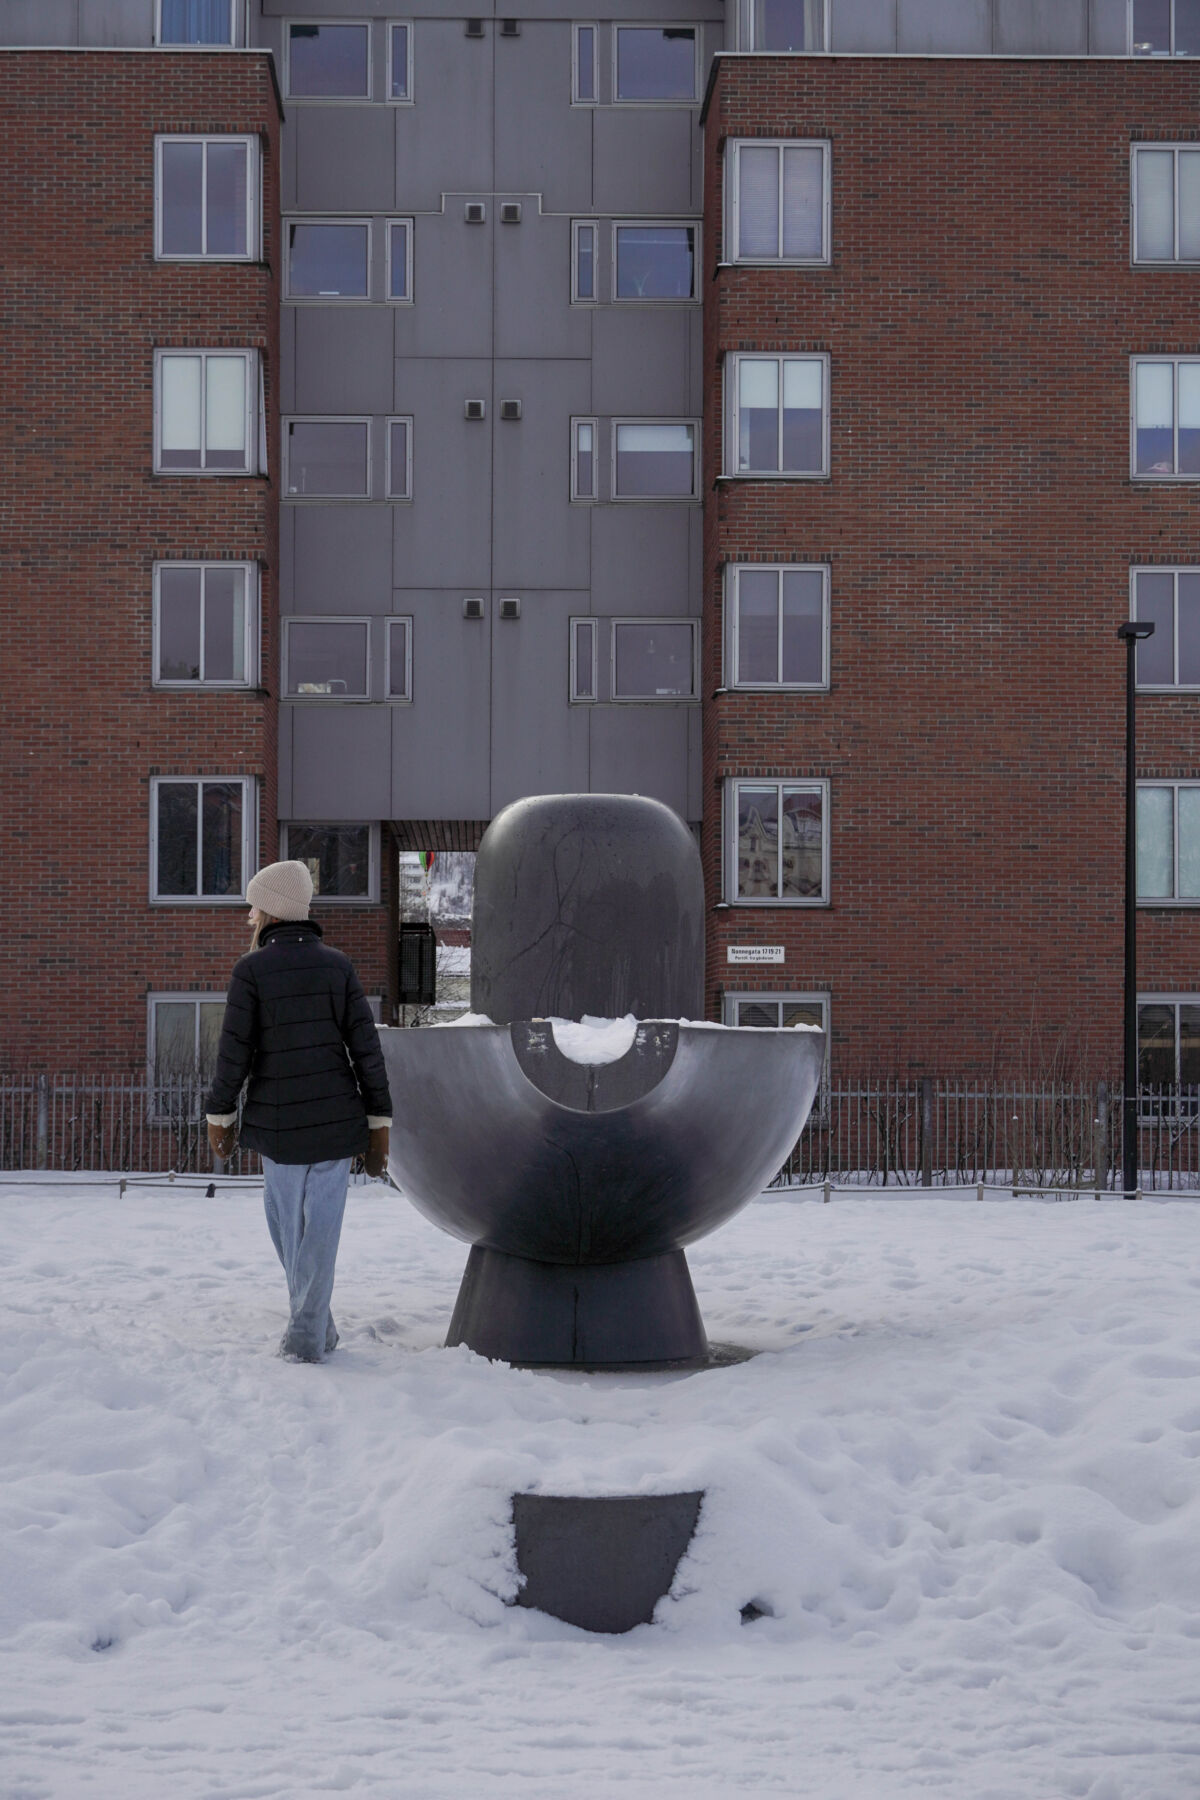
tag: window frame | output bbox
[572,219,600,303]
[724,351,830,480]
[387,217,415,303]
[284,216,373,302]
[1137,992,1200,1115]
[1131,143,1200,265]
[569,616,598,701]
[725,562,830,691]
[385,616,414,703]
[153,348,261,476]
[1131,565,1200,689]
[149,775,257,906]
[145,991,230,1121]
[1129,0,1200,54]
[724,138,831,267]
[572,22,599,103]
[1131,355,1200,480]
[611,417,701,502]
[388,21,414,103]
[610,617,699,702]
[154,134,260,262]
[154,0,244,46]
[283,615,372,702]
[612,24,700,105]
[285,18,373,101]
[280,820,381,905]
[724,776,831,907]
[733,0,829,52]
[1137,778,1200,904]
[283,415,372,500]
[386,415,414,500]
[611,219,700,303]
[570,415,598,500]
[152,560,259,690]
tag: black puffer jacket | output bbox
[206,919,393,1164]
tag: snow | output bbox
[549,1013,639,1064]
[4,1180,1200,1799]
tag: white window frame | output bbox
[385,616,414,703]
[154,0,244,45]
[1131,144,1200,264]
[610,617,699,702]
[724,776,831,907]
[388,21,414,102]
[1137,779,1200,904]
[150,775,257,905]
[152,560,259,689]
[612,24,700,105]
[732,0,829,52]
[285,18,373,101]
[280,820,380,905]
[1131,565,1200,689]
[570,616,598,701]
[283,415,372,499]
[725,563,830,690]
[153,348,261,476]
[385,415,413,500]
[572,23,599,103]
[571,415,598,500]
[572,220,600,303]
[1129,0,1200,54]
[724,138,831,266]
[1137,992,1200,1115]
[154,135,260,262]
[724,352,830,479]
[611,418,701,502]
[1131,356,1200,480]
[387,218,414,303]
[284,217,373,301]
[611,219,700,302]
[283,616,371,701]
[145,992,230,1120]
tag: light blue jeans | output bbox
[261,1156,352,1362]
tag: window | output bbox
[154,350,259,474]
[612,421,698,498]
[287,22,370,98]
[614,27,697,102]
[571,417,597,499]
[389,22,413,100]
[725,992,827,1033]
[388,219,413,300]
[573,24,597,102]
[614,224,696,299]
[386,618,413,701]
[727,564,828,688]
[570,618,597,699]
[1137,781,1200,901]
[155,137,257,260]
[1132,568,1200,687]
[1138,996,1200,1093]
[726,140,829,264]
[1132,146,1200,262]
[387,417,412,499]
[741,0,826,50]
[573,221,598,301]
[157,0,239,44]
[1132,358,1200,476]
[284,418,370,497]
[1131,0,1200,54]
[285,618,369,698]
[153,563,256,687]
[287,221,370,298]
[147,994,227,1091]
[611,620,698,699]
[282,823,377,901]
[151,777,254,903]
[726,779,829,904]
[727,354,828,477]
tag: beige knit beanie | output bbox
[246,859,313,921]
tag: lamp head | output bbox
[1117,620,1155,642]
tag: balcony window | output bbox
[611,620,697,699]
[612,421,698,498]
[614,27,696,101]
[287,22,370,98]
[285,619,369,698]
[287,222,370,298]
[285,419,370,497]
[614,224,695,299]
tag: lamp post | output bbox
[1117,619,1155,1198]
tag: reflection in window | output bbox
[286,620,369,697]
[731,141,826,262]
[1133,358,1200,475]
[154,779,246,899]
[615,27,696,101]
[156,564,250,684]
[1133,568,1200,686]
[733,565,825,687]
[612,621,696,698]
[733,780,826,902]
[150,997,226,1085]
[285,420,369,496]
[288,222,369,297]
[1134,146,1200,261]
[286,824,372,898]
[288,23,370,97]
[613,422,696,497]
[1137,782,1200,900]
[158,138,253,258]
[615,226,695,298]
[732,355,825,475]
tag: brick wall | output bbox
[702,56,1200,1076]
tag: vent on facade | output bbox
[501,17,520,34]
[500,398,522,421]
[464,201,486,224]
[499,598,521,620]
[464,399,486,420]
[399,922,437,1007]
[500,201,522,224]
[465,16,485,35]
[463,597,485,619]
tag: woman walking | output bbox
[205,859,393,1362]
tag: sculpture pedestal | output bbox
[447,1245,708,1369]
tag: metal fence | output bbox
[1,1071,1198,1191]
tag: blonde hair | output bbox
[249,913,279,952]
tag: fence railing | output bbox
[1,1072,1198,1190]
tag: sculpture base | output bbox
[446,1245,708,1369]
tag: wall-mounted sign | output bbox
[726,946,785,965]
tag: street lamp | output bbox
[1117,618,1155,1198]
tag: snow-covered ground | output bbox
[4,1181,1200,1800]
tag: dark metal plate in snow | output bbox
[512,1491,703,1634]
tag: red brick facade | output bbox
[702,55,1200,1077]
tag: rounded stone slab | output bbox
[378,1020,825,1267]
[470,793,705,1026]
